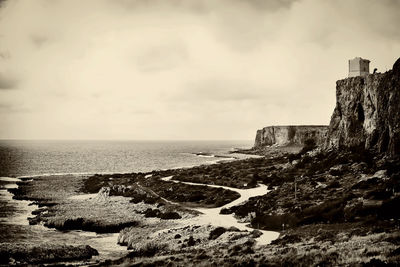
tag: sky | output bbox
[0,0,399,140]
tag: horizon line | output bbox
[0,138,254,142]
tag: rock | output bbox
[325,58,400,156]
[254,126,328,148]
[359,170,388,182]
[220,208,233,214]
[111,184,128,194]
[329,165,347,172]
[329,164,348,175]
[292,159,300,165]
[393,57,400,74]
[228,226,240,232]
[350,162,368,172]
[316,182,327,189]
[96,187,110,202]
[372,170,387,179]
[251,230,263,238]
[209,227,227,240]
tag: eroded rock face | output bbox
[325,58,400,155]
[254,126,328,148]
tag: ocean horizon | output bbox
[0,140,254,177]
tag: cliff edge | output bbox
[325,58,400,156]
[254,125,328,148]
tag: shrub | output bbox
[365,188,392,200]
[300,198,346,224]
[187,236,196,246]
[82,175,109,193]
[379,197,400,219]
[251,213,299,231]
[188,191,206,202]
[327,180,341,188]
[144,196,158,204]
[271,234,302,245]
[288,153,301,163]
[144,208,161,218]
[160,211,181,220]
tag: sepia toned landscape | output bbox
[1,0,400,266]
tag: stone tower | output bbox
[348,57,370,77]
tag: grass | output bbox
[128,242,168,258]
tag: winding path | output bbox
[160,176,280,245]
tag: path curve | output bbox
[160,176,280,245]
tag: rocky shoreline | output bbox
[3,143,399,265]
[0,176,101,265]
[0,243,98,265]
[2,155,269,265]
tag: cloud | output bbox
[0,0,399,139]
[0,73,17,89]
[30,34,49,48]
[173,79,269,102]
[135,43,189,72]
[0,102,30,113]
[109,0,298,13]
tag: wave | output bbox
[15,171,133,179]
[6,154,238,180]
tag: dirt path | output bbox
[159,176,280,245]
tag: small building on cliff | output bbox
[348,57,370,77]
[326,57,400,155]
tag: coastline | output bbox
[3,145,400,266]
[0,177,123,265]
[1,148,272,265]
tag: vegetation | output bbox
[0,244,98,265]
[83,172,240,208]
[229,147,400,235]
[128,242,168,258]
[11,142,400,266]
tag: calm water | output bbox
[0,140,253,177]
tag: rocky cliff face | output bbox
[325,58,400,155]
[254,125,328,148]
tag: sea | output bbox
[0,140,253,177]
[0,140,255,264]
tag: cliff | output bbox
[325,58,400,155]
[254,125,328,148]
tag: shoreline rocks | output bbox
[0,243,98,265]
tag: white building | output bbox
[348,57,370,77]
